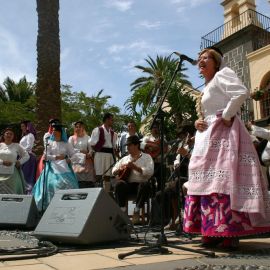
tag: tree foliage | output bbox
[0,78,128,137]
[0,76,35,103]
[61,85,128,135]
[0,77,36,127]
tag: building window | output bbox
[260,81,270,118]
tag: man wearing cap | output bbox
[112,135,154,224]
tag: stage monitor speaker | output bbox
[34,188,131,245]
[0,194,39,229]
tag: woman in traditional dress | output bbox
[68,121,95,188]
[20,120,37,194]
[32,124,79,211]
[0,127,29,194]
[35,118,60,181]
[183,47,270,249]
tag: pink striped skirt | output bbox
[183,193,270,237]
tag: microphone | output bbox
[173,52,197,65]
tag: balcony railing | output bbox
[201,9,270,50]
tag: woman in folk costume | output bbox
[32,124,79,211]
[68,121,95,188]
[0,127,29,194]
[183,47,270,249]
[35,118,60,181]
[20,120,37,194]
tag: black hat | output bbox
[125,135,141,146]
[49,118,60,125]
[51,123,63,132]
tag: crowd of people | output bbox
[0,46,270,250]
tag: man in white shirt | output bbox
[90,113,118,192]
[112,135,154,224]
[118,120,138,157]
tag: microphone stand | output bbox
[97,160,118,188]
[41,140,49,215]
[118,57,215,259]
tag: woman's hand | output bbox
[56,154,66,160]
[222,118,233,127]
[3,161,12,166]
[15,161,21,168]
[195,119,208,132]
[245,121,253,131]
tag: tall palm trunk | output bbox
[36,0,61,154]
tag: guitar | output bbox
[117,154,142,182]
[144,140,168,159]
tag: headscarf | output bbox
[21,121,37,139]
[49,124,68,142]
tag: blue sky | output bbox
[0,0,269,113]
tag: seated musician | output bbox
[112,135,154,224]
[153,127,195,230]
[141,122,168,192]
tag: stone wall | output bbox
[210,25,269,91]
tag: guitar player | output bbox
[141,122,168,192]
[112,135,154,224]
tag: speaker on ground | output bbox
[0,194,39,229]
[34,188,132,245]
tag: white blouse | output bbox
[43,132,51,147]
[20,133,35,152]
[45,141,77,174]
[45,141,75,161]
[68,135,92,153]
[201,67,248,121]
[0,143,29,174]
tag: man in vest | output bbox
[90,112,118,192]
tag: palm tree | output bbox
[129,55,171,109]
[35,0,61,153]
[0,77,35,103]
[125,55,196,132]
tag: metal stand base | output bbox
[118,234,215,259]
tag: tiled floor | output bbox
[0,236,270,270]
